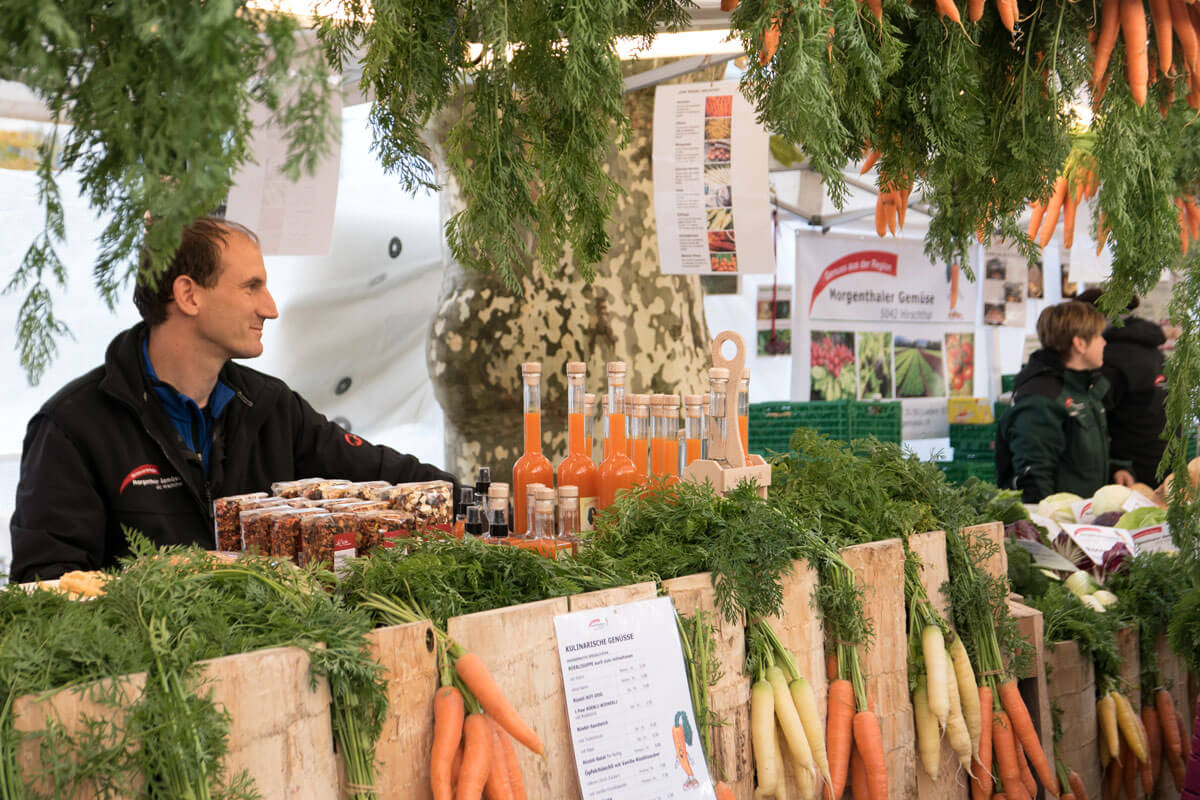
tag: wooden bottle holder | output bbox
[683,330,772,498]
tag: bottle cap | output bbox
[522,362,542,375]
[709,367,730,380]
[459,487,476,506]
[534,498,555,514]
[566,361,586,376]
[666,395,681,408]
[489,482,510,499]
[525,482,546,497]
[557,485,579,498]
[607,361,626,375]
[534,487,556,502]
[476,466,491,482]
[684,394,704,406]
[584,392,596,408]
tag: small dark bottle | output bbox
[474,466,491,505]
[488,507,509,539]
[463,505,486,538]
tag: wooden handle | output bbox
[711,331,746,468]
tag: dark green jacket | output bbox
[998,349,1116,503]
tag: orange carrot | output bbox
[875,194,888,238]
[457,713,494,800]
[714,781,736,800]
[853,710,888,800]
[1037,177,1068,248]
[1178,198,1190,254]
[494,722,526,800]
[1105,760,1122,799]
[936,0,965,26]
[721,0,739,9]
[898,186,911,229]
[827,651,840,683]
[433,686,467,800]
[885,193,898,236]
[1122,0,1150,106]
[1094,0,1122,89]
[760,17,782,65]
[998,680,1059,795]
[1149,0,1174,73]
[970,0,986,22]
[484,717,514,800]
[867,0,883,21]
[997,0,1016,32]
[1185,199,1200,240]
[455,652,544,756]
[1027,201,1046,239]
[1121,731,1138,800]
[828,679,856,800]
[861,149,881,174]
[850,743,870,800]
[1143,706,1162,791]
[1181,709,1192,759]
[992,712,1023,800]
[1139,733,1155,796]
[1069,768,1088,800]
[452,740,465,793]
[1013,733,1037,798]
[1063,183,1079,249]
[972,687,995,800]
[1172,0,1200,72]
[1097,212,1109,255]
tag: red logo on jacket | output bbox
[345,433,363,447]
[120,464,160,494]
[1155,374,1166,387]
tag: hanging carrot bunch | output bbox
[875,180,914,238]
[1026,149,1099,249]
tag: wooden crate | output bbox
[841,538,915,800]
[909,530,969,800]
[1008,596,1053,793]
[1047,640,1101,800]
[1155,634,1189,800]
[568,582,658,613]
[662,572,752,797]
[447,596,575,799]
[13,645,339,800]
[963,521,1007,580]
[762,558,828,799]
[358,621,438,800]
[1104,625,1141,800]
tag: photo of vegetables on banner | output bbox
[810,331,857,401]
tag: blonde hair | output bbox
[1036,301,1107,359]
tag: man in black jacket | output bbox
[9,217,456,582]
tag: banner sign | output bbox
[652,80,774,275]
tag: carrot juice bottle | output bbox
[738,368,750,459]
[512,362,554,536]
[557,362,599,531]
[661,395,681,481]
[597,362,641,509]
[707,368,731,466]
[684,394,704,466]
[599,395,609,460]
[628,394,651,480]
[583,392,596,462]
[649,394,667,477]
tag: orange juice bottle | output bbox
[661,395,681,480]
[649,394,667,477]
[707,368,731,466]
[628,394,651,480]
[684,394,705,466]
[583,392,596,462]
[557,362,599,531]
[738,368,750,459]
[598,362,641,509]
[512,362,554,536]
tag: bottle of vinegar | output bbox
[557,362,600,531]
[597,362,641,509]
[511,362,554,536]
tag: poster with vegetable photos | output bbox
[856,332,893,400]
[894,336,945,398]
[757,284,793,356]
[811,331,857,401]
[982,243,1028,327]
[945,333,975,397]
[652,80,773,274]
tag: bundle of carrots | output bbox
[746,621,833,800]
[1026,163,1099,251]
[1099,686,1191,799]
[361,594,542,800]
[1090,0,1200,109]
[1176,195,1200,253]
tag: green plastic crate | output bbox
[937,458,996,485]
[1001,374,1017,393]
[849,401,902,443]
[949,422,997,456]
[748,401,849,455]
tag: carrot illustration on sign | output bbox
[672,711,701,789]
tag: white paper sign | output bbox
[1130,524,1176,554]
[1069,499,1092,524]
[554,596,716,800]
[1121,490,1159,512]
[653,81,773,275]
[1059,522,1136,565]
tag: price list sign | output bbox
[554,596,715,800]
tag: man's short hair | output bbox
[1036,300,1107,359]
[132,217,260,326]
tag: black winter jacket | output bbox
[9,324,456,582]
[1101,316,1168,485]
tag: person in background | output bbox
[1075,289,1169,486]
[996,300,1135,503]
[9,216,456,582]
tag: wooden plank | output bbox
[963,521,1007,582]
[909,530,967,800]
[662,572,751,797]
[1048,640,1101,800]
[13,672,148,799]
[762,559,827,799]
[1008,599,1053,771]
[841,538,915,800]
[205,645,339,800]
[569,581,658,613]
[1155,634,1188,800]
[360,621,438,800]
[448,596,574,800]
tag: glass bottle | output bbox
[684,394,704,466]
[738,368,750,459]
[707,368,730,466]
[557,362,600,532]
[600,394,609,460]
[649,395,666,478]
[511,362,554,536]
[583,392,596,463]
[557,484,581,539]
[701,392,711,460]
[487,482,510,539]
[454,486,475,538]
[464,504,486,538]
[474,466,492,504]
[531,497,557,556]
[523,482,546,539]
[661,395,681,480]
[628,394,651,481]
[597,362,641,509]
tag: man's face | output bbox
[193,232,278,359]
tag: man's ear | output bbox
[1070,335,1087,355]
[172,275,202,318]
